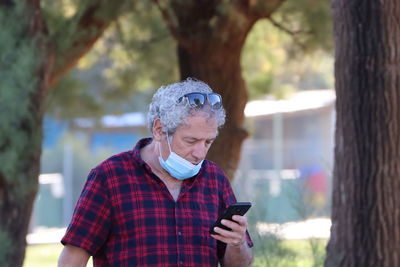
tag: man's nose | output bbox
[192,142,208,161]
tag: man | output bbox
[58,79,253,266]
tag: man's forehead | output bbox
[177,126,218,137]
[176,125,218,139]
[182,134,218,140]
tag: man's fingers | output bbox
[221,219,246,234]
[231,215,248,226]
[213,225,241,238]
[211,229,245,246]
[211,216,248,246]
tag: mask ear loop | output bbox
[158,141,163,159]
[165,132,173,152]
[159,132,173,161]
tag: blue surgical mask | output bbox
[158,135,203,180]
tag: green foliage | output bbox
[242,0,333,100]
[242,19,334,100]
[273,52,334,92]
[273,0,333,54]
[99,1,178,106]
[307,238,326,267]
[41,0,129,82]
[0,4,43,186]
[47,1,178,118]
[242,20,284,99]
[42,0,87,57]
[252,234,298,267]
[41,0,77,29]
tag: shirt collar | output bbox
[132,137,153,167]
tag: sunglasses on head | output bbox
[178,92,223,109]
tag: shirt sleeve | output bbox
[216,168,254,260]
[61,168,111,255]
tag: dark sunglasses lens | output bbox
[187,94,206,107]
[208,94,222,109]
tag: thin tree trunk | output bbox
[326,1,400,266]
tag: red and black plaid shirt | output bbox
[61,138,253,266]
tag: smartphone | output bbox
[209,202,252,235]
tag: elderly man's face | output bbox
[160,113,218,165]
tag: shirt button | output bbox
[178,231,182,236]
[180,261,183,265]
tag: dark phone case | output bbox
[209,202,252,235]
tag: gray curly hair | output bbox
[147,78,226,135]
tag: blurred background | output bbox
[13,1,334,266]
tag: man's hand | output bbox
[210,215,248,246]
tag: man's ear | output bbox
[152,119,164,142]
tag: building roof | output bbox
[245,90,335,117]
[74,112,146,129]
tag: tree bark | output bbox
[326,1,400,266]
[177,42,250,180]
[0,1,51,265]
[0,149,42,267]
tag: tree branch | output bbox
[152,0,181,41]
[206,0,285,47]
[269,17,308,36]
[268,17,309,51]
[243,0,286,19]
[49,1,127,87]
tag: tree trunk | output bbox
[0,2,52,265]
[0,138,42,267]
[326,1,400,266]
[0,61,49,265]
[177,42,250,180]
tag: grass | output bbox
[23,239,327,267]
[23,244,62,267]
[251,238,327,267]
[23,244,93,267]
